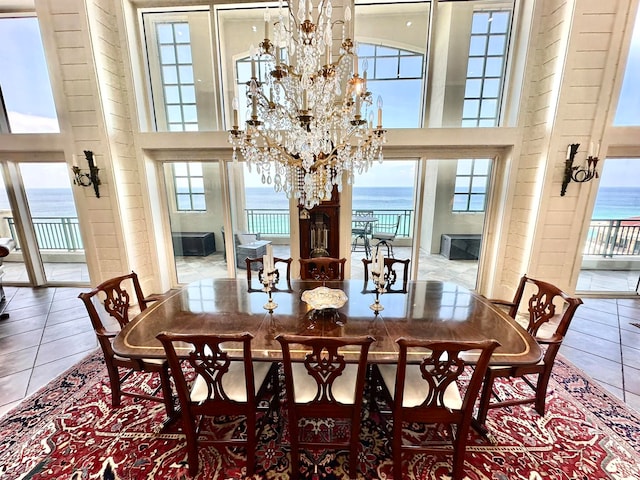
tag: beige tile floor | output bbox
[1,248,639,418]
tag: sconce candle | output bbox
[72,150,101,198]
[561,142,599,196]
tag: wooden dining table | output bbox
[113,278,541,366]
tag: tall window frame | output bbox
[0,15,59,133]
[462,9,512,127]
[614,5,640,126]
[141,10,217,132]
[155,21,198,131]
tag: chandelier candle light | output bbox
[228,0,386,209]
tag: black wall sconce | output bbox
[560,142,599,196]
[72,150,101,198]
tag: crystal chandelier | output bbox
[228,0,386,209]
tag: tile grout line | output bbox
[616,299,627,403]
[25,288,58,396]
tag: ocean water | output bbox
[592,187,640,220]
[0,186,637,220]
[0,188,77,217]
[245,186,640,220]
[244,186,416,211]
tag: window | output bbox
[355,2,429,128]
[156,22,198,131]
[462,10,511,127]
[614,6,640,125]
[142,11,216,132]
[143,1,516,131]
[453,159,491,212]
[173,162,206,211]
[0,16,59,133]
[356,43,425,128]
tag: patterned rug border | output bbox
[2,349,640,478]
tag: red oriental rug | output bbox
[1,350,639,479]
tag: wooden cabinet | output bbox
[299,188,340,259]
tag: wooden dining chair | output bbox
[245,256,293,291]
[476,275,582,428]
[78,272,174,415]
[299,256,346,280]
[362,257,410,293]
[276,334,375,480]
[156,332,279,477]
[373,338,499,480]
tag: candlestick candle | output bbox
[232,97,239,126]
[376,250,384,282]
[266,244,274,274]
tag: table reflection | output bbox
[113,278,540,366]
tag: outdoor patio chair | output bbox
[372,215,402,258]
[351,210,375,257]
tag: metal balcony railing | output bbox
[245,208,414,237]
[5,215,637,259]
[5,217,84,251]
[584,219,640,257]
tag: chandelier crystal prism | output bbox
[228,0,386,209]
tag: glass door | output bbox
[578,158,640,294]
[0,162,88,285]
[350,160,418,281]
[416,158,492,290]
[224,162,293,287]
[162,161,228,284]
